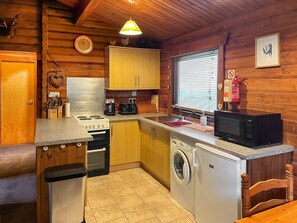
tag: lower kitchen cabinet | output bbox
[140,122,170,187]
[110,120,140,166]
[36,143,87,223]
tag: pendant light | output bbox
[119,0,142,36]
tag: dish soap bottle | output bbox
[200,112,207,126]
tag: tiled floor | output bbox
[85,168,196,223]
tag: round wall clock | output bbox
[74,35,94,54]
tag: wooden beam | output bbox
[74,0,101,26]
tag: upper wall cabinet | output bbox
[0,51,36,146]
[105,46,160,90]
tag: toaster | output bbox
[119,103,138,115]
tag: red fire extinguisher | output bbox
[231,75,240,103]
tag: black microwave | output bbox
[214,110,283,148]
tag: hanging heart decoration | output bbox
[48,71,65,89]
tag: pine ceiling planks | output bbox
[56,0,279,41]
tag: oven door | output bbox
[88,130,110,148]
[87,145,110,177]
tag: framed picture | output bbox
[255,33,280,68]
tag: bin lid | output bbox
[45,163,87,183]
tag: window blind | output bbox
[174,49,218,113]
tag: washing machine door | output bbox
[172,149,191,185]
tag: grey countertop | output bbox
[108,113,294,160]
[34,117,93,147]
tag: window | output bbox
[173,49,218,113]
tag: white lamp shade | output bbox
[119,19,142,36]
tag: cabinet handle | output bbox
[135,76,137,88]
[77,143,82,147]
[27,99,33,105]
[111,125,113,137]
[60,144,66,149]
[138,75,140,87]
[43,146,48,151]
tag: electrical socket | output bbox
[48,91,60,98]
[132,91,137,96]
[106,98,114,103]
[129,98,136,103]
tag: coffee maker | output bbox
[104,101,115,116]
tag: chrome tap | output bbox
[174,104,184,121]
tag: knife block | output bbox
[47,109,57,119]
[57,106,63,118]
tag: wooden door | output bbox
[138,49,160,89]
[108,47,138,90]
[0,52,36,145]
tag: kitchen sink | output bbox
[163,121,191,127]
[144,116,192,127]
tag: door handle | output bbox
[27,99,33,105]
[88,148,106,153]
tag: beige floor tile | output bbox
[98,171,120,180]
[102,177,129,191]
[121,172,150,188]
[170,217,196,223]
[102,217,129,223]
[136,217,162,223]
[152,204,187,223]
[87,183,109,198]
[142,193,172,209]
[122,203,156,223]
[133,183,160,198]
[85,216,97,223]
[88,191,116,208]
[87,176,103,187]
[93,204,125,222]
[114,192,144,209]
[109,186,135,197]
[167,197,184,210]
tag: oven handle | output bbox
[90,131,107,135]
[88,148,106,153]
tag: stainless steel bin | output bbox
[45,163,87,223]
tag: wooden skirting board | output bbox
[110,162,141,172]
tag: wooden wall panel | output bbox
[0,0,122,117]
[160,0,297,197]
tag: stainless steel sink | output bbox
[144,116,192,127]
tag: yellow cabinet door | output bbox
[0,52,36,146]
[153,127,170,186]
[110,122,127,166]
[107,47,138,90]
[110,121,140,166]
[125,121,140,163]
[140,122,153,168]
[105,46,160,90]
[140,122,170,187]
[138,49,160,89]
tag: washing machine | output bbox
[170,135,195,214]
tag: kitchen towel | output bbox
[64,102,71,117]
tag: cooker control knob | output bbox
[102,124,105,128]
[97,124,100,128]
[85,125,88,129]
[93,125,95,128]
[89,125,92,129]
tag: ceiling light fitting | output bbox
[119,0,142,36]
